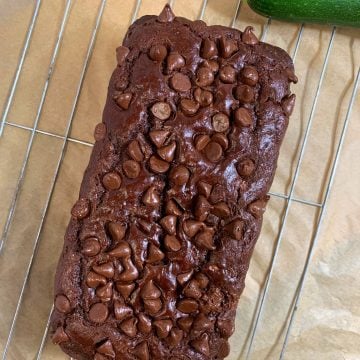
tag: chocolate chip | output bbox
[149,44,167,61]
[116,283,135,299]
[115,92,132,109]
[143,186,160,206]
[128,140,144,162]
[141,280,161,300]
[118,257,139,282]
[191,333,210,356]
[96,282,113,302]
[93,262,114,279]
[114,301,133,321]
[167,328,184,347]
[177,270,193,286]
[149,130,169,148]
[133,341,149,360]
[183,280,202,299]
[201,38,218,59]
[177,317,193,332]
[217,317,235,337]
[165,199,183,216]
[194,273,209,289]
[218,339,230,357]
[237,158,255,177]
[282,93,296,116]
[219,65,236,83]
[170,73,191,92]
[194,134,211,151]
[197,181,212,198]
[147,243,165,263]
[204,287,224,312]
[108,222,127,242]
[225,219,244,240]
[169,165,190,186]
[180,99,199,116]
[55,295,71,313]
[102,172,122,190]
[138,219,152,234]
[177,299,199,313]
[212,202,230,218]
[144,298,162,315]
[164,235,181,252]
[71,198,90,219]
[219,37,238,58]
[196,67,214,87]
[195,227,215,250]
[205,141,223,162]
[86,271,107,288]
[52,327,69,344]
[89,303,109,323]
[242,26,259,45]
[192,313,213,333]
[149,155,170,173]
[167,52,185,71]
[94,123,106,141]
[203,59,219,73]
[234,107,252,127]
[138,313,152,334]
[153,319,173,338]
[158,4,175,23]
[241,66,259,86]
[194,87,213,107]
[123,159,141,178]
[82,237,100,257]
[211,133,229,150]
[158,141,176,162]
[248,198,268,218]
[286,68,298,83]
[151,102,172,120]
[234,84,255,103]
[212,113,229,132]
[183,219,203,237]
[108,241,131,258]
[116,46,130,65]
[97,340,115,358]
[194,195,212,221]
[160,215,177,235]
[120,317,138,337]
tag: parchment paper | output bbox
[0,1,359,359]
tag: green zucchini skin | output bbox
[248,0,360,28]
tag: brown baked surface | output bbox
[51,5,296,360]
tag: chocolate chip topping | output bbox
[149,44,167,62]
[52,5,296,359]
[102,172,122,190]
[170,73,191,92]
[116,46,130,65]
[94,122,106,141]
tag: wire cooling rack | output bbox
[0,0,359,359]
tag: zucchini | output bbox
[247,0,360,28]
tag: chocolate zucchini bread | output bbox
[51,5,296,360]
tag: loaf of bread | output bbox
[51,5,296,359]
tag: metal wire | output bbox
[279,66,360,359]
[0,0,42,137]
[1,1,107,358]
[198,0,208,20]
[131,0,142,24]
[245,26,337,360]
[231,0,243,28]
[0,0,72,255]
[1,0,72,356]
